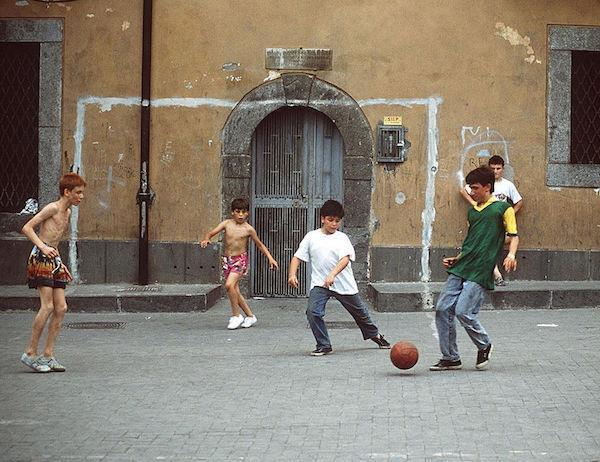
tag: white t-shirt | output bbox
[465,178,522,205]
[294,229,358,295]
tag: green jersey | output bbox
[449,197,517,289]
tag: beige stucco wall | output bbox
[2,0,600,250]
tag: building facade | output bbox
[1,0,599,295]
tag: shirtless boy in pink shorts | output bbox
[201,198,278,329]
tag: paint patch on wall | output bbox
[15,1,29,6]
[105,8,114,13]
[121,21,130,31]
[222,62,240,72]
[264,70,281,82]
[184,80,194,89]
[86,14,95,19]
[395,192,406,205]
[495,22,541,64]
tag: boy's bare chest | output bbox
[44,211,70,236]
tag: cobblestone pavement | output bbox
[1,298,599,461]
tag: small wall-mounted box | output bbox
[376,121,411,163]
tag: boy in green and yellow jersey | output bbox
[431,166,519,371]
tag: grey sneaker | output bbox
[20,353,51,373]
[39,356,66,372]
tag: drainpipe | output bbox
[136,0,155,285]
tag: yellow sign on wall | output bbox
[383,116,403,126]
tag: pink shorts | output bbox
[222,252,249,279]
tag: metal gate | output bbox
[251,106,344,297]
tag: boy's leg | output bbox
[224,272,244,316]
[306,287,332,349]
[42,288,68,358]
[334,293,379,340]
[435,275,463,361]
[454,280,490,350]
[235,284,254,317]
[25,286,55,356]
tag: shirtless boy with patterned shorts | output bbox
[200,198,278,329]
[20,172,86,372]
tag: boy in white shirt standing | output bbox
[288,200,391,356]
[460,155,523,285]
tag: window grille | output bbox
[570,50,600,164]
[0,42,40,212]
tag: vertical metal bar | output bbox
[137,0,153,285]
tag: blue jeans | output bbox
[306,286,379,349]
[435,274,491,361]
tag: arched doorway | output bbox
[250,106,344,296]
[221,73,374,294]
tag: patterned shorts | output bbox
[222,252,249,279]
[27,246,72,289]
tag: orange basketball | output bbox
[390,341,419,370]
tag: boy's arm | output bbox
[323,256,350,288]
[200,221,227,247]
[512,200,523,214]
[459,186,476,207]
[21,204,60,258]
[503,235,519,272]
[287,256,303,288]
[502,207,519,271]
[249,227,278,269]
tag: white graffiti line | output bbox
[357,97,442,307]
[71,95,443,290]
[457,126,510,186]
[70,96,237,282]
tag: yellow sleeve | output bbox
[503,207,518,235]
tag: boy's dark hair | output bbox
[488,155,505,167]
[231,197,249,211]
[320,199,344,218]
[466,166,495,193]
[59,172,86,196]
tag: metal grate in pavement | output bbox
[116,286,162,292]
[64,322,126,329]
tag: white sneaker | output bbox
[241,315,257,328]
[227,315,245,330]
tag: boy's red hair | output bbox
[59,173,86,196]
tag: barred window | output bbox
[547,26,600,187]
[0,42,40,212]
[571,51,600,164]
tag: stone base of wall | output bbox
[0,237,220,285]
[370,246,600,282]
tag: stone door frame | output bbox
[221,73,374,284]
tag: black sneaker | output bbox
[371,334,391,349]
[476,343,493,370]
[429,359,462,371]
[310,347,333,356]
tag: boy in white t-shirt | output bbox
[288,200,391,356]
[460,155,523,285]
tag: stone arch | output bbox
[221,73,374,284]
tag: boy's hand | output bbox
[288,275,299,288]
[269,258,279,270]
[442,257,458,268]
[323,273,336,288]
[199,240,210,248]
[42,244,58,258]
[503,254,517,272]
